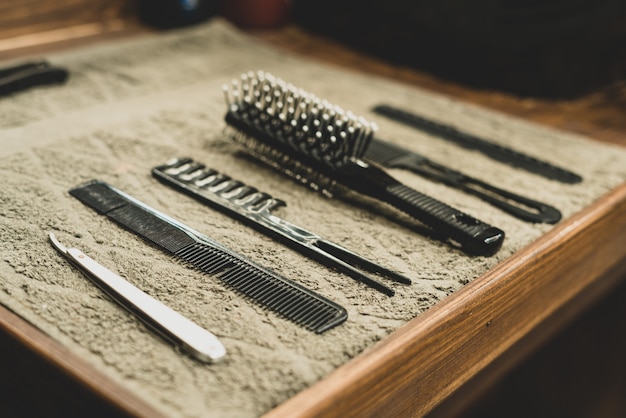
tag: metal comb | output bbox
[152,157,412,296]
[69,180,348,334]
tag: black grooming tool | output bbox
[364,138,562,224]
[222,71,505,257]
[372,104,583,184]
[0,60,69,97]
[69,180,348,334]
[153,158,412,296]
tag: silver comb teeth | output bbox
[159,158,286,212]
[222,71,377,165]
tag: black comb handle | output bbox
[337,163,505,256]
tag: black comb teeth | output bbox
[222,71,506,257]
[69,180,348,333]
[176,242,342,330]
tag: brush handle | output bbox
[339,163,505,256]
[384,183,505,256]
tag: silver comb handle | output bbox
[49,233,226,363]
[153,158,412,295]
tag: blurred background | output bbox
[2,0,625,99]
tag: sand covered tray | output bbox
[2,18,626,417]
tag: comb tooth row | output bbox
[69,180,348,334]
[363,138,407,166]
[176,243,342,332]
[161,157,288,211]
[223,70,377,166]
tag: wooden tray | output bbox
[1,3,625,417]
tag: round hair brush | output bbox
[222,71,505,256]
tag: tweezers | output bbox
[49,232,226,363]
[0,60,69,97]
[365,137,562,224]
[152,158,412,296]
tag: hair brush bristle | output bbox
[221,70,506,257]
[223,70,376,169]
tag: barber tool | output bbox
[0,60,69,97]
[364,138,562,224]
[372,104,583,184]
[153,158,412,296]
[222,70,505,257]
[69,180,348,334]
[49,232,226,363]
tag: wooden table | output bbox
[1,6,625,417]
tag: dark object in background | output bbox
[0,60,68,97]
[293,0,626,98]
[219,0,292,27]
[138,0,217,29]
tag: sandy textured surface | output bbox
[1,19,626,417]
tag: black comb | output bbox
[153,157,412,296]
[372,104,583,184]
[69,180,348,334]
[222,71,505,257]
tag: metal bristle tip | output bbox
[222,70,376,167]
[221,71,507,257]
